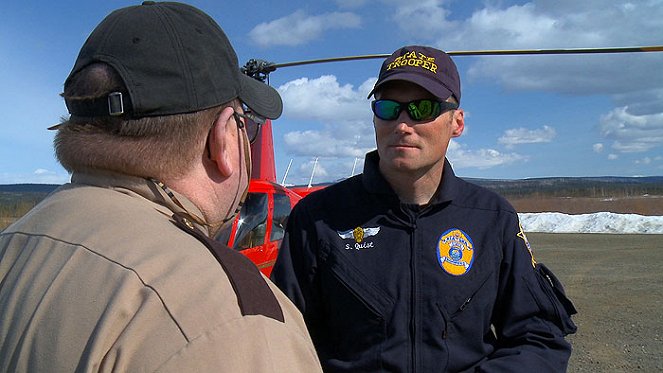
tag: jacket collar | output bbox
[70,171,210,235]
[361,150,460,206]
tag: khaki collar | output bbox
[70,171,210,236]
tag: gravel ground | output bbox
[528,233,663,372]
[4,204,661,371]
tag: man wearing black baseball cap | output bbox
[272,45,576,372]
[0,2,321,371]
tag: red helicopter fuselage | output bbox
[220,119,305,276]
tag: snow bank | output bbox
[518,212,663,234]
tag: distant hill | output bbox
[466,176,663,199]
[1,178,662,228]
[1,177,663,198]
[0,184,60,193]
[0,184,61,226]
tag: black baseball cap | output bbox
[368,45,461,103]
[64,1,282,119]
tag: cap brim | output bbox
[367,73,453,102]
[238,74,283,120]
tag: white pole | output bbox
[351,157,359,177]
[308,157,318,188]
[281,159,293,185]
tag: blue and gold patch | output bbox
[437,228,474,276]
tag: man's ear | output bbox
[451,109,465,137]
[207,106,236,177]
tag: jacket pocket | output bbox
[441,269,495,321]
[527,263,578,335]
[435,271,496,373]
[319,248,393,369]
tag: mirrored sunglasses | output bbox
[371,99,458,122]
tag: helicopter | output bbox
[218,45,663,276]
[215,117,302,276]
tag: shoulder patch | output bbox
[517,222,537,268]
[437,228,474,276]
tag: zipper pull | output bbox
[459,297,472,311]
[545,274,554,287]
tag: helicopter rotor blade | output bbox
[242,45,663,81]
[273,54,391,69]
[273,45,663,69]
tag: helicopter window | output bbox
[233,192,268,251]
[271,193,292,242]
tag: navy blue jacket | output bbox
[272,151,577,372]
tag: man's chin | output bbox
[382,158,420,172]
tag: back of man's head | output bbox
[55,1,282,178]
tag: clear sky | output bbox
[1,0,662,185]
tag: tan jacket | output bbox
[0,172,321,372]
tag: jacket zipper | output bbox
[409,220,417,373]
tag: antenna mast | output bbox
[281,159,293,186]
[308,157,319,188]
[351,157,359,177]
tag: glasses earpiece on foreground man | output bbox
[233,106,266,144]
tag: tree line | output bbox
[469,177,663,199]
[2,177,662,229]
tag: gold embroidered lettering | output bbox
[385,51,439,73]
[404,51,417,59]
